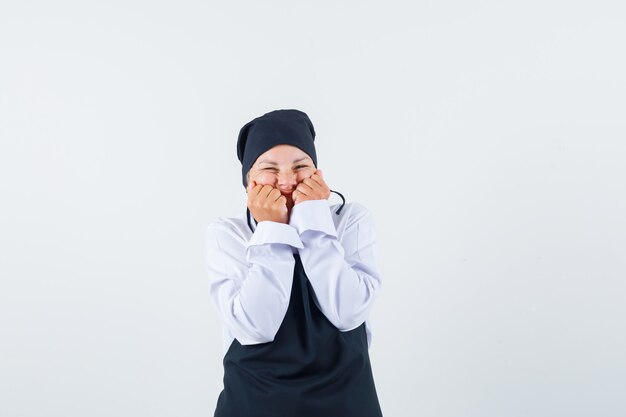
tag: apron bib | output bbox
[214,253,383,417]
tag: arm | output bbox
[204,220,303,345]
[289,200,382,331]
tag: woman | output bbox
[204,109,384,416]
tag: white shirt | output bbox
[204,199,382,357]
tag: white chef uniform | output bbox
[204,198,382,357]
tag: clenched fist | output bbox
[293,169,331,205]
[247,179,289,224]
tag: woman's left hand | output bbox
[293,169,331,205]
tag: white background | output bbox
[1,1,625,416]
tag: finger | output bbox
[268,188,283,201]
[299,179,316,192]
[307,173,326,188]
[258,184,275,199]
[250,184,268,201]
[249,180,263,198]
[296,185,311,196]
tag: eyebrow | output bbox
[257,157,311,165]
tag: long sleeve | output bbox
[289,200,382,332]
[204,220,304,345]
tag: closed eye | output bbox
[263,166,308,171]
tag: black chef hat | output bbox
[236,109,317,188]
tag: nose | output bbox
[277,170,297,188]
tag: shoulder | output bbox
[334,201,372,223]
[329,200,369,215]
[328,200,376,236]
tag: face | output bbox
[246,144,316,205]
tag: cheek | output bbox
[250,172,276,185]
[297,170,315,182]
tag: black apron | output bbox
[214,252,383,417]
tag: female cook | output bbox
[204,109,384,416]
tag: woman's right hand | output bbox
[247,179,289,224]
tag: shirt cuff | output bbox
[289,199,338,238]
[247,221,304,249]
